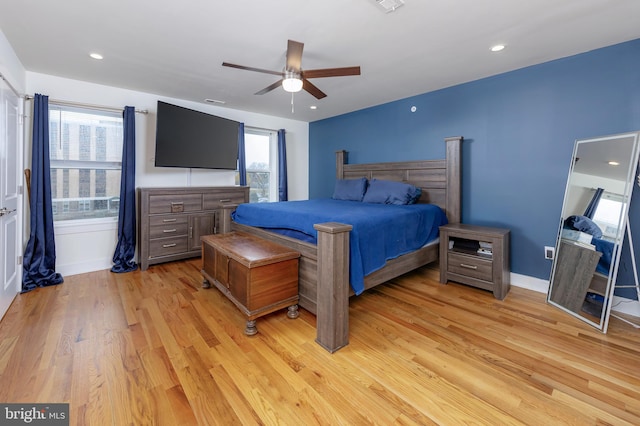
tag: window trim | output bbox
[242,127,279,202]
[48,105,123,222]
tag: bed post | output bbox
[336,150,347,179]
[313,221,353,353]
[445,136,463,224]
[219,205,236,233]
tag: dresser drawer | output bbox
[203,192,247,209]
[149,194,202,214]
[149,214,189,227]
[149,236,189,257]
[447,252,493,282]
[149,222,189,239]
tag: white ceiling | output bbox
[1,0,639,122]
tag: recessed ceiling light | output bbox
[374,0,405,13]
[608,161,620,166]
[490,45,505,52]
[310,105,317,110]
[89,53,103,60]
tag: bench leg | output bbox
[287,304,299,319]
[245,320,258,336]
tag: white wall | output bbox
[0,28,25,94]
[25,72,309,276]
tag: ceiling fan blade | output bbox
[255,79,284,95]
[302,79,327,99]
[286,40,304,72]
[302,66,361,79]
[222,62,283,77]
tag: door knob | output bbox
[0,207,16,217]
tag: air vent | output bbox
[204,98,226,104]
[374,0,404,13]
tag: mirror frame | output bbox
[548,131,640,331]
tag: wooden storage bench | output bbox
[201,232,300,335]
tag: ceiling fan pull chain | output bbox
[291,92,295,113]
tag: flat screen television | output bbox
[154,101,239,170]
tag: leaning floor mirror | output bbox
[548,131,640,332]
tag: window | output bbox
[592,193,625,240]
[49,106,123,221]
[237,129,278,202]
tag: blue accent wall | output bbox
[309,39,640,286]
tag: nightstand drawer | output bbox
[447,252,493,282]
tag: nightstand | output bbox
[439,223,510,300]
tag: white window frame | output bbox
[48,105,123,228]
[242,127,278,202]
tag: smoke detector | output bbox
[374,0,404,13]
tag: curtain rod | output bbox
[0,72,22,98]
[246,125,280,133]
[24,95,148,115]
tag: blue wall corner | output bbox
[309,38,640,284]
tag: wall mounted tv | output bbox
[154,101,239,170]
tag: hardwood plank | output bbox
[0,258,639,425]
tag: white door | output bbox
[0,78,21,320]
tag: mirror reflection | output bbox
[548,132,640,330]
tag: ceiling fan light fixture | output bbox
[282,71,303,93]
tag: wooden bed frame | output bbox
[219,136,463,352]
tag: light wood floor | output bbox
[1,259,639,425]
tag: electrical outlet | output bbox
[544,246,555,260]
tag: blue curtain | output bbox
[278,129,288,201]
[584,187,604,218]
[111,106,138,273]
[238,123,247,186]
[22,94,64,292]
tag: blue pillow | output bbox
[362,179,422,205]
[332,177,368,201]
[564,215,603,238]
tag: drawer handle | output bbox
[460,263,478,270]
[163,218,177,223]
[162,243,177,248]
[170,202,184,205]
[219,199,231,203]
[163,229,177,233]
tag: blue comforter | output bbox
[232,199,448,295]
[592,237,615,275]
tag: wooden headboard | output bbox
[336,136,462,224]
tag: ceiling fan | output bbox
[222,40,361,99]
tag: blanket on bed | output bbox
[232,199,448,295]
[592,237,615,275]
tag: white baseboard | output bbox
[611,296,640,318]
[510,272,640,318]
[510,272,549,294]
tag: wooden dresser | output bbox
[138,186,249,271]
